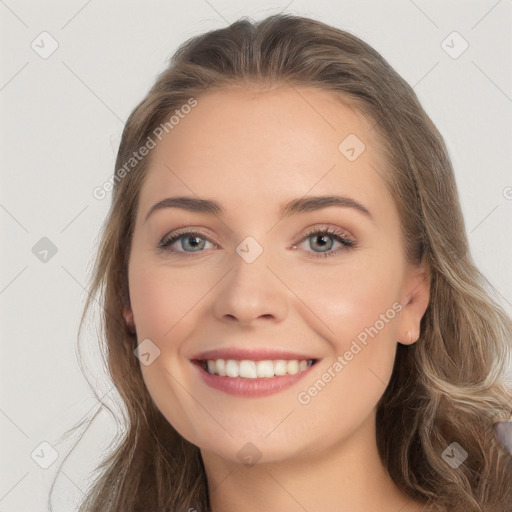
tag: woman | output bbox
[75,14,512,512]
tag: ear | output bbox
[397,256,430,345]
[123,306,136,334]
[121,277,136,334]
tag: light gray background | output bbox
[1,1,511,510]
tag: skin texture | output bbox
[124,85,431,511]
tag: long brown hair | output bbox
[67,14,511,512]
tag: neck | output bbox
[201,411,427,512]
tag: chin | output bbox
[197,436,302,466]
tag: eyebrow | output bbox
[144,194,373,223]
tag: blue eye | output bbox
[158,231,216,254]
[297,228,356,258]
[158,227,356,258]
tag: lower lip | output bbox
[192,361,316,397]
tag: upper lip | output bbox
[190,347,318,361]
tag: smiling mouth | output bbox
[195,358,317,378]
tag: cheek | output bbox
[289,262,401,437]
[281,251,403,348]
[128,259,210,342]
[128,261,215,443]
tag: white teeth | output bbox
[216,358,226,376]
[274,360,287,376]
[203,358,314,378]
[287,360,299,375]
[239,360,257,379]
[256,360,274,378]
[225,359,239,377]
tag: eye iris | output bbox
[310,234,333,252]
[182,235,205,251]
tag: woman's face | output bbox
[125,85,430,465]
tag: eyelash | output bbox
[157,226,356,259]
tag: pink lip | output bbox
[190,347,316,361]
[191,360,316,398]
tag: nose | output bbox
[212,249,288,326]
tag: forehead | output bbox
[137,85,391,220]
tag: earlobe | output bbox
[400,329,417,345]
